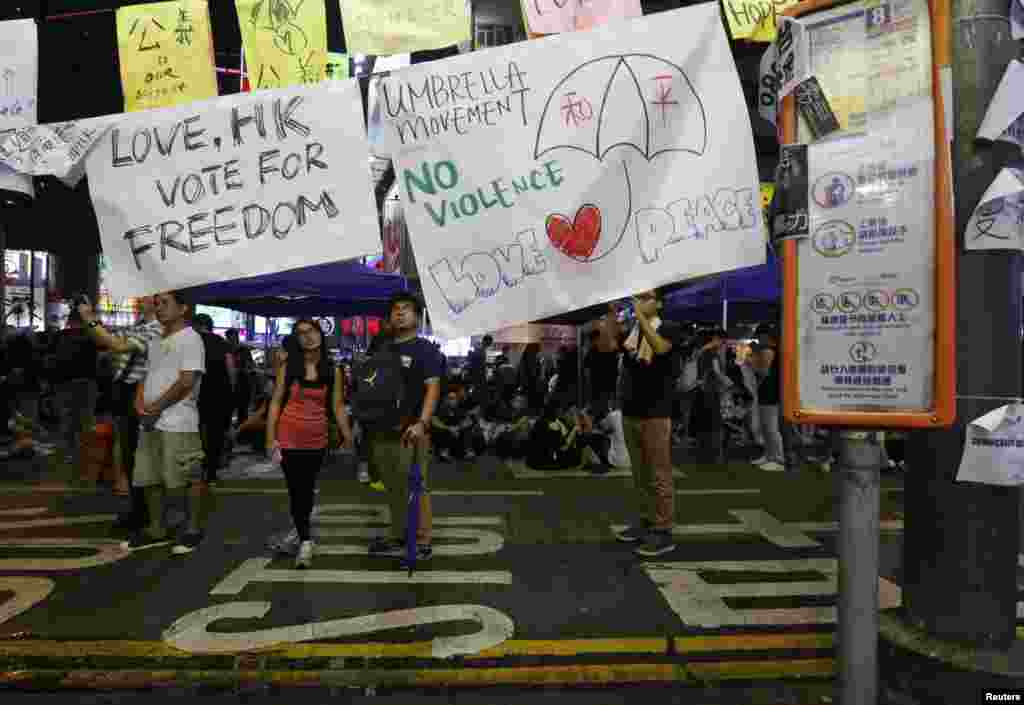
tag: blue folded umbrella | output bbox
[406,461,423,576]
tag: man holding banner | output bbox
[600,289,684,558]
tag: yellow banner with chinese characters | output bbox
[116,0,218,112]
[339,0,471,56]
[722,0,799,41]
[326,52,349,81]
[760,183,775,241]
[236,0,328,90]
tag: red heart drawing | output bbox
[545,205,602,261]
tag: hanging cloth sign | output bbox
[236,0,328,90]
[520,0,642,36]
[116,0,219,112]
[339,0,471,56]
[0,18,38,198]
[378,3,763,339]
[84,81,380,298]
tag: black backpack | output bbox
[350,344,406,429]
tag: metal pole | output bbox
[902,0,1020,649]
[722,298,728,331]
[0,224,6,326]
[576,325,583,409]
[28,249,35,330]
[836,430,883,705]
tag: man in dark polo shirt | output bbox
[364,293,443,563]
[596,288,684,557]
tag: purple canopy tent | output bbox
[182,260,410,318]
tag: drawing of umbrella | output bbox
[533,54,708,262]
[404,461,423,577]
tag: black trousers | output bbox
[113,382,149,526]
[433,428,467,458]
[234,383,252,426]
[200,402,233,481]
[280,448,326,541]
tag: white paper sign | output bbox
[85,81,379,297]
[1012,0,1024,41]
[758,44,780,127]
[796,116,936,412]
[377,3,764,339]
[976,58,1024,149]
[964,165,1024,250]
[0,19,38,197]
[0,118,111,183]
[956,405,1024,486]
[776,17,810,99]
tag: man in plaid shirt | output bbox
[79,297,163,531]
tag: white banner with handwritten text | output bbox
[377,2,763,338]
[86,80,379,297]
[0,19,38,197]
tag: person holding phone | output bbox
[265,319,354,569]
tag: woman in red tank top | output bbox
[266,319,353,568]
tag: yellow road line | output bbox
[0,634,835,659]
[687,658,835,680]
[0,661,835,689]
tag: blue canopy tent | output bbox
[182,260,410,318]
[664,250,781,327]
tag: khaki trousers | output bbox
[623,416,675,531]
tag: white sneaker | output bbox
[760,461,786,472]
[358,469,370,483]
[751,456,768,466]
[295,540,314,569]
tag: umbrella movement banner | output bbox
[376,3,763,339]
[85,81,379,298]
[339,0,471,56]
[520,0,643,35]
[116,0,219,112]
[236,0,328,90]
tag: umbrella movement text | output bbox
[381,61,531,145]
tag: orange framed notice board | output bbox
[777,0,954,429]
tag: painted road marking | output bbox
[729,509,821,548]
[0,539,129,570]
[0,633,836,659]
[211,559,513,595]
[432,491,544,496]
[314,528,504,556]
[163,602,515,657]
[0,514,117,530]
[644,559,902,628]
[0,577,55,626]
[315,504,503,526]
[612,514,903,547]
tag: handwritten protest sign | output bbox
[0,19,38,197]
[520,0,642,35]
[723,0,799,41]
[339,0,471,56]
[0,118,111,187]
[376,3,763,339]
[116,0,218,112]
[85,81,379,297]
[236,0,328,90]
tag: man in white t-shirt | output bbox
[122,291,208,555]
